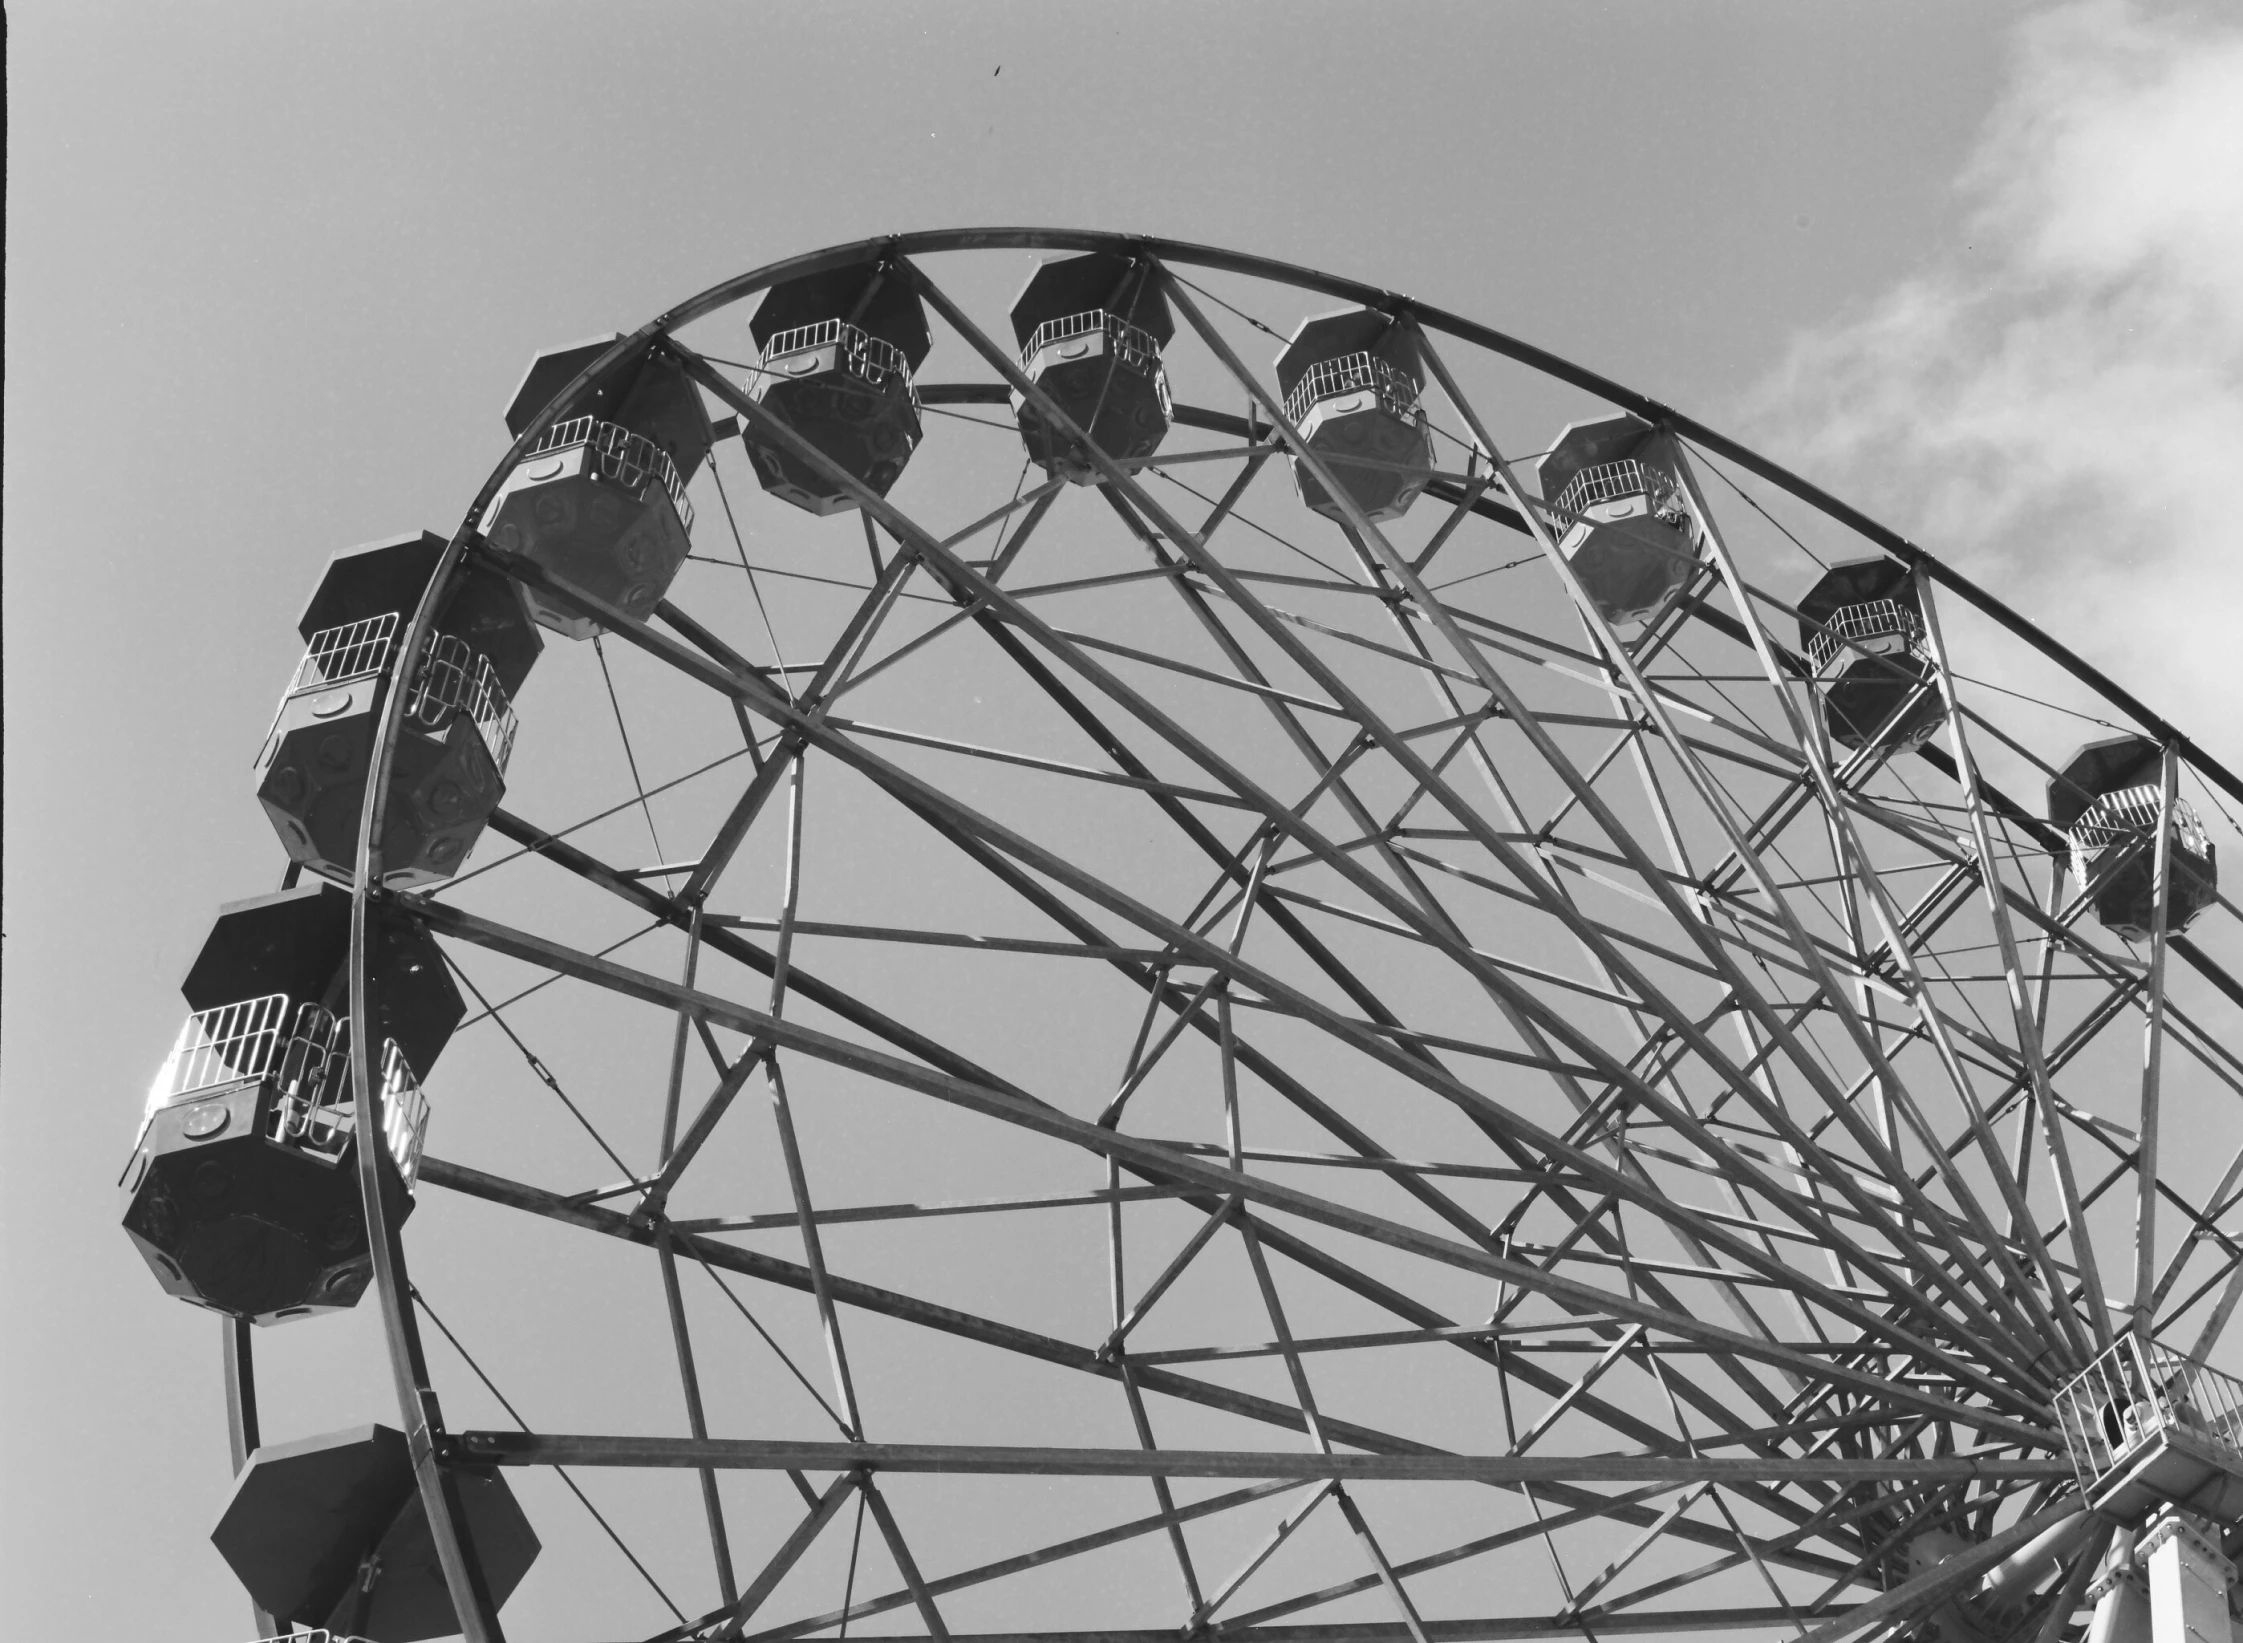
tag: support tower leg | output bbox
[2142,1510,2236,1643]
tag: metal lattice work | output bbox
[192,232,2243,1643]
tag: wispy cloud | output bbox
[1743,0,2243,774]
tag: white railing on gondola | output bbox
[757,318,916,404]
[2069,784,2213,857]
[1806,597,1924,677]
[1020,309,1165,376]
[1549,456,1687,531]
[268,619,519,776]
[2055,1334,2243,1497]
[519,413,695,533]
[139,993,430,1186]
[1282,351,1421,429]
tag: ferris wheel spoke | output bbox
[848,1478,951,1641]
[668,553,926,909]
[824,508,1067,707]
[1225,1482,1658,1633]
[413,898,2068,1445]
[695,430,1731,1201]
[1137,1155,1793,1480]
[2182,1255,2243,1364]
[1796,1484,1980,1618]
[652,1221,739,1606]
[1185,1484,1339,1633]
[867,761,2029,1392]
[726,1481,1311,1643]
[453,1432,2072,1488]
[1563,1482,1746,1620]
[1792,1497,2086,1643]
[1161,282,2053,1365]
[1210,897,2023,1390]
[649,865,745,1600]
[1341,558,1855,1378]
[639,1034,766,1219]
[1738,736,2091,1362]
[825,779,1526,1266]
[2147,1139,2243,1313]
[1151,1205,1705,1495]
[2127,743,2184,1338]
[1098,499,1724,1238]
[681,1468,860,1641]
[427,1148,1940,1594]
[1108,1359,1211,1613]
[919,658,1955,1353]
[1324,1486,1435,1643]
[470,787,1056,1107]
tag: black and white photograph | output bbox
[6,6,2241,1642]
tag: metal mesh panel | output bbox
[1282,352,1420,428]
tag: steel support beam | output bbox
[453,1431,2069,1484]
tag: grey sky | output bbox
[6,3,2235,1637]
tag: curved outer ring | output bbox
[345,228,2239,1639]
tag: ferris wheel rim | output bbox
[638,228,2234,807]
[374,228,2239,823]
[312,229,2237,1643]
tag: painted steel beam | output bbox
[410,897,2058,1448]
[721,1612,1848,1643]
[454,1431,2069,1484]
[416,1156,1857,1585]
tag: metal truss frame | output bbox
[248,232,2243,1643]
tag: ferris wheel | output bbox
[120,231,2243,1643]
